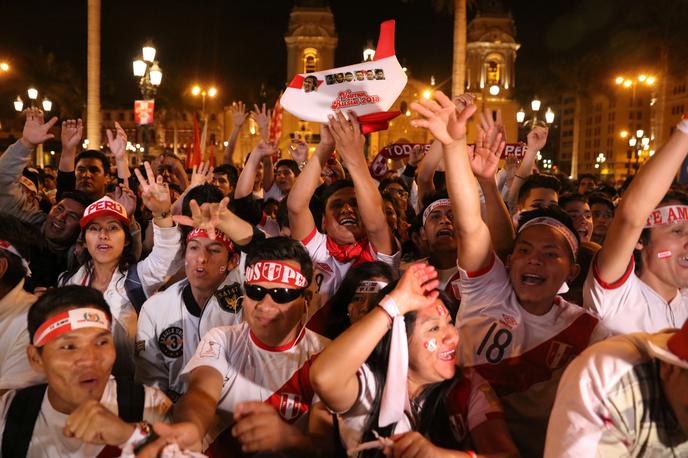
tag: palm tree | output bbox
[87,0,101,146]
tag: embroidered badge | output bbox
[215,283,243,313]
[158,327,183,358]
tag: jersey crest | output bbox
[215,282,243,313]
[158,326,183,358]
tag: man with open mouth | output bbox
[0,286,171,457]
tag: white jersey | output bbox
[583,256,688,334]
[339,364,503,456]
[181,322,329,455]
[457,254,610,458]
[545,334,688,457]
[0,280,43,390]
[135,269,244,400]
[0,377,171,458]
[301,226,400,303]
[257,213,281,238]
[61,224,183,378]
[263,183,286,202]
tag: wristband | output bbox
[466,451,477,458]
[676,117,688,135]
[119,422,151,450]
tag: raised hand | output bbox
[60,118,83,153]
[231,101,248,128]
[190,161,214,187]
[479,106,507,147]
[408,144,426,167]
[527,126,549,153]
[470,126,506,180]
[109,184,137,219]
[387,263,440,315]
[410,91,476,146]
[251,103,272,139]
[327,111,365,165]
[22,108,58,148]
[173,197,231,238]
[134,161,171,217]
[253,140,278,159]
[287,139,308,163]
[105,121,128,162]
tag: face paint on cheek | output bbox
[219,266,227,272]
[658,250,673,259]
[435,304,448,317]
[423,338,438,353]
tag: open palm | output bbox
[470,129,505,179]
[411,91,476,145]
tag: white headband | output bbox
[0,240,31,277]
[422,198,451,225]
[355,280,388,294]
[644,205,688,228]
[518,216,579,258]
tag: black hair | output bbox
[558,193,588,209]
[214,164,239,187]
[517,174,561,205]
[596,185,618,200]
[245,236,313,287]
[180,184,226,245]
[27,285,111,344]
[75,150,110,174]
[516,206,580,261]
[275,159,301,177]
[588,193,615,214]
[361,284,459,456]
[578,173,597,183]
[0,214,39,288]
[60,190,95,208]
[378,176,410,194]
[636,190,688,272]
[320,179,354,211]
[325,262,396,338]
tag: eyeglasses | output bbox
[244,283,305,304]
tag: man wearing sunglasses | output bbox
[140,237,333,457]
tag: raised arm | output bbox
[251,103,274,191]
[58,118,82,173]
[310,263,439,413]
[470,120,513,261]
[412,91,492,272]
[506,127,548,212]
[328,111,395,254]
[234,141,276,199]
[287,126,335,241]
[223,101,248,165]
[106,122,130,185]
[174,196,256,246]
[171,161,213,215]
[596,122,688,283]
[416,140,443,200]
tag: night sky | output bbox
[0,0,677,118]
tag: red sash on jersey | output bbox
[473,312,599,397]
[204,354,319,457]
[326,236,376,265]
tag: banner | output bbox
[134,100,155,126]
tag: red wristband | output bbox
[466,451,477,458]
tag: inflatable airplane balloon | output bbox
[280,20,407,134]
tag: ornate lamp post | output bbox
[132,43,162,157]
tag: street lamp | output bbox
[516,96,554,128]
[190,85,218,114]
[13,96,23,112]
[488,84,500,96]
[132,43,162,157]
[626,131,651,174]
[0,62,9,72]
[595,153,606,170]
[42,98,52,112]
[14,88,52,112]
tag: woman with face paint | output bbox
[310,264,518,458]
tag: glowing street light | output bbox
[531,97,541,112]
[545,108,555,124]
[516,108,525,123]
[42,98,52,112]
[27,88,38,100]
[0,62,9,72]
[620,130,628,138]
[422,89,432,100]
[13,96,23,112]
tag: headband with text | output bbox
[245,261,308,288]
[355,280,388,294]
[186,228,235,253]
[644,205,688,228]
[33,308,111,347]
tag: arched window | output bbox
[483,53,504,87]
[303,48,319,73]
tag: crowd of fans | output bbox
[0,91,686,458]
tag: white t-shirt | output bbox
[263,183,286,202]
[135,270,244,399]
[0,280,43,390]
[457,254,610,457]
[301,227,400,303]
[339,364,503,456]
[180,322,328,454]
[544,333,688,457]
[0,377,171,458]
[583,256,688,334]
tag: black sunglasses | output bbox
[244,283,305,304]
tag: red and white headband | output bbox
[186,227,235,253]
[245,261,308,288]
[422,198,451,225]
[0,239,31,276]
[644,205,688,228]
[33,308,111,347]
[518,216,579,258]
[355,280,388,294]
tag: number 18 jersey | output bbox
[456,254,609,458]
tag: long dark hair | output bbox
[360,285,459,457]
[61,221,137,285]
[325,262,395,339]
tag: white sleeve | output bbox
[0,326,44,390]
[134,301,169,393]
[582,255,635,321]
[135,224,183,297]
[180,327,230,382]
[458,254,511,316]
[301,227,332,265]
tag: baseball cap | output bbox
[80,196,129,229]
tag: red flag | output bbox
[269,95,283,144]
[187,113,202,168]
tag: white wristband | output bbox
[378,295,400,318]
[677,118,688,135]
[119,423,149,450]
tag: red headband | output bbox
[245,261,308,288]
[644,205,688,228]
[186,228,234,253]
[33,308,110,347]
